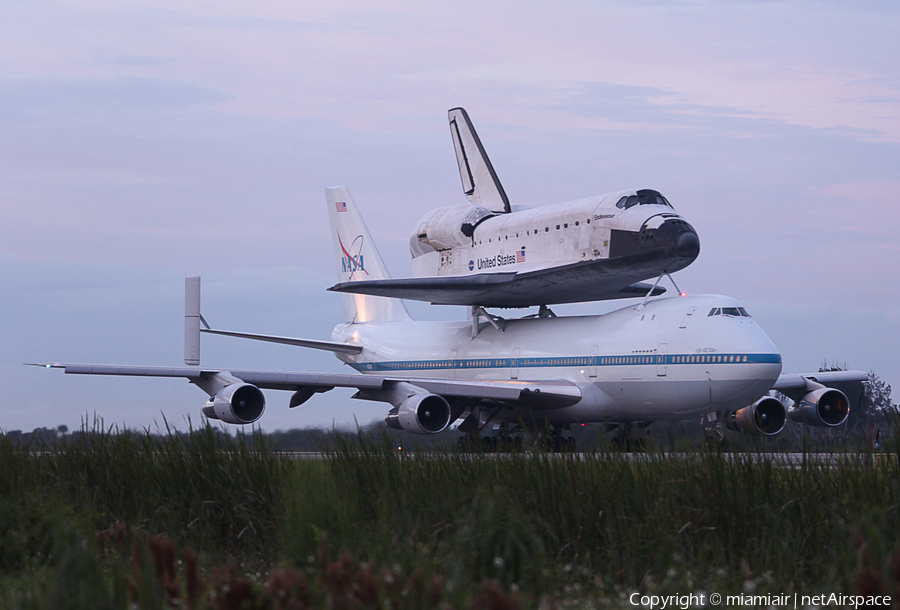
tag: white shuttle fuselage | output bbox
[410,189,698,283]
[330,108,700,308]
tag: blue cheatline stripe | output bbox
[349,352,782,373]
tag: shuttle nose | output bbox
[648,218,700,260]
[675,230,700,259]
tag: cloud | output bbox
[0,76,231,116]
[2,0,899,432]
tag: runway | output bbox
[281,451,895,467]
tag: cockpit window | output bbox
[615,189,673,210]
[708,307,751,318]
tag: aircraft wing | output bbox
[38,363,583,410]
[773,370,868,403]
[329,258,667,307]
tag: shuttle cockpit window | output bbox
[708,307,751,318]
[615,189,673,210]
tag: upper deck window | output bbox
[615,189,673,210]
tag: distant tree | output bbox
[862,372,896,423]
[819,359,849,373]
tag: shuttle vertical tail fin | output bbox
[326,186,412,324]
[448,107,510,214]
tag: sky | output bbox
[2,0,898,433]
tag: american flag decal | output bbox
[336,201,348,212]
[516,250,526,263]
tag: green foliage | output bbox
[2,425,900,608]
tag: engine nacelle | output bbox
[726,397,787,436]
[787,387,850,427]
[384,393,451,434]
[201,383,265,425]
[410,204,495,256]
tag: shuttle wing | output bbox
[329,258,667,307]
[38,363,583,410]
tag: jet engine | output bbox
[726,397,787,436]
[787,387,850,427]
[385,393,452,434]
[201,383,266,424]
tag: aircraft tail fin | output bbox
[326,186,412,324]
[448,107,511,214]
[185,276,202,365]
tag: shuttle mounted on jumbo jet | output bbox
[37,186,865,447]
[328,107,701,308]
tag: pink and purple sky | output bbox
[2,0,898,432]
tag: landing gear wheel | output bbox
[612,434,644,452]
[704,435,729,452]
[457,436,479,452]
[497,436,516,453]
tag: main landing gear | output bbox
[608,423,650,452]
[456,435,525,453]
[455,426,577,453]
[701,411,730,452]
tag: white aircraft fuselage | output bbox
[333,293,782,425]
[41,184,860,440]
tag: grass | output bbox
[1,423,899,608]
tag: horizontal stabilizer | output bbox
[200,328,362,355]
[181,275,361,357]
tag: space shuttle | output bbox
[329,107,700,308]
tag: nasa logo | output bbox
[338,234,368,278]
[468,260,474,271]
[342,254,365,274]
